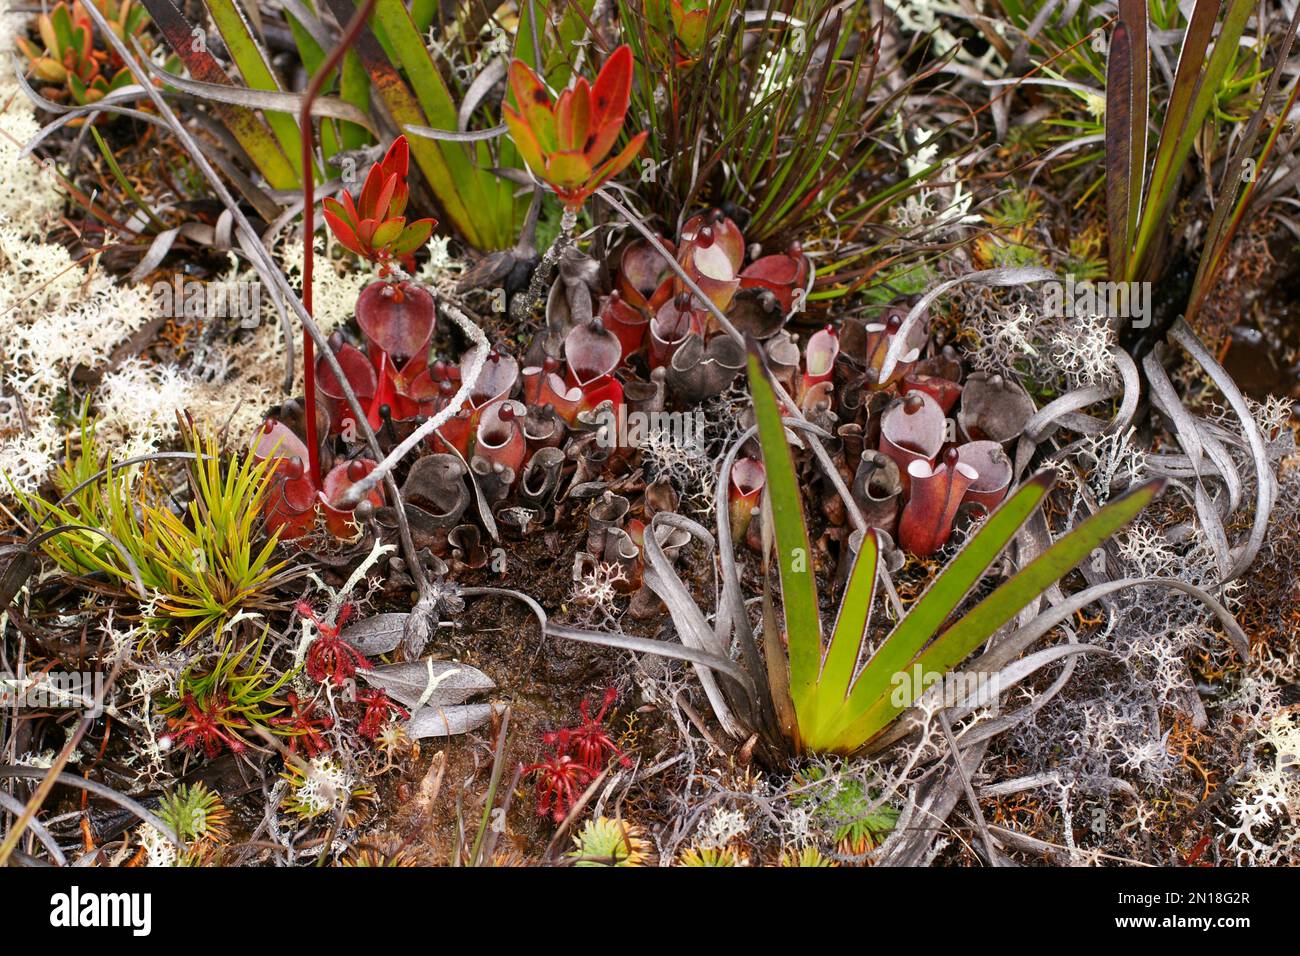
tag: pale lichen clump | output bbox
[969,299,1120,394]
[0,218,158,492]
[0,32,451,492]
[889,121,983,237]
[695,806,751,850]
[96,360,198,461]
[0,17,63,222]
[1221,709,1300,865]
[567,561,629,627]
[0,16,173,492]
[276,237,379,335]
[284,756,355,820]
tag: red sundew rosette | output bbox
[315,338,376,435]
[321,136,436,275]
[599,290,649,362]
[319,458,384,538]
[878,392,946,493]
[502,45,648,210]
[253,420,319,539]
[955,440,1012,510]
[739,242,809,313]
[898,449,979,556]
[474,400,528,477]
[728,457,766,544]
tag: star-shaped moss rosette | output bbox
[322,136,436,276]
[503,45,649,210]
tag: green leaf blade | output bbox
[745,346,823,725]
[845,478,1165,746]
[818,530,879,707]
[842,471,1056,729]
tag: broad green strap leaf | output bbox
[284,1,371,157]
[840,478,1165,746]
[139,0,298,189]
[817,529,879,707]
[841,471,1055,727]
[338,51,371,151]
[206,0,312,181]
[282,9,338,158]
[370,0,518,249]
[746,346,823,712]
[1142,0,1219,223]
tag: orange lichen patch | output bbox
[1190,646,1234,684]
[1166,715,1217,801]
[158,317,194,352]
[1073,606,1106,630]
[987,793,1046,835]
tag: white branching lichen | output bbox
[696,806,750,849]
[287,757,354,820]
[1222,710,1300,865]
[568,561,629,627]
[96,359,197,461]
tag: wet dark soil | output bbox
[1217,237,1300,402]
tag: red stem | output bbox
[299,0,379,485]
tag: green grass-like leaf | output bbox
[744,363,1161,754]
[12,420,292,643]
[747,345,821,737]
